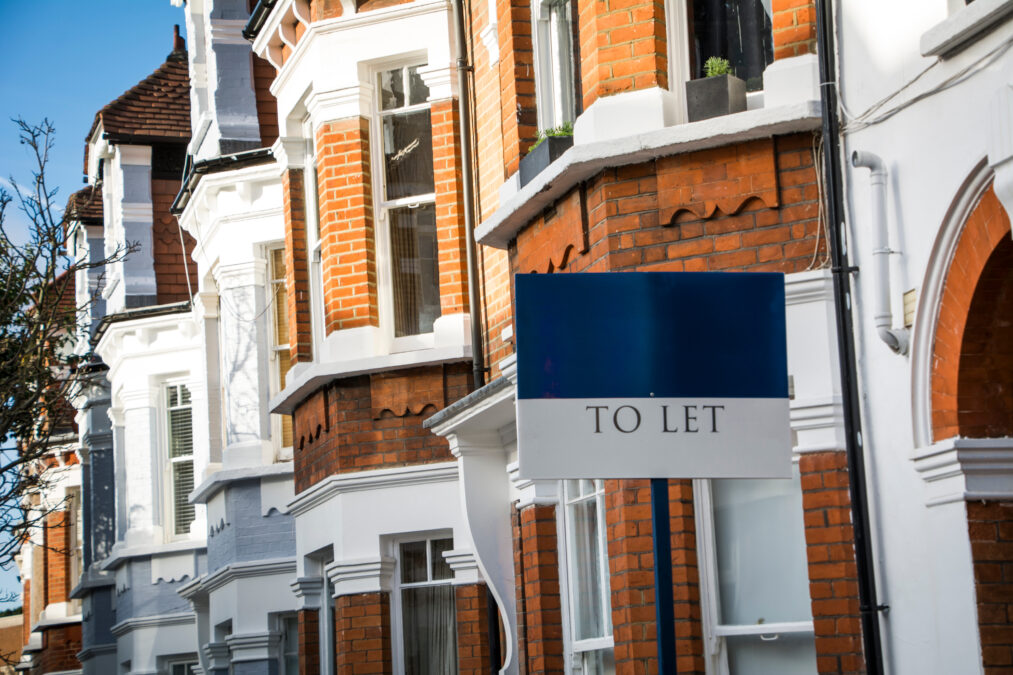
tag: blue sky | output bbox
[0,0,190,610]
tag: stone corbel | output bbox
[912,437,1013,506]
[204,642,230,672]
[307,84,374,129]
[443,548,481,585]
[272,136,307,172]
[227,632,282,663]
[325,557,396,596]
[418,64,457,102]
[290,576,324,610]
[987,83,1013,225]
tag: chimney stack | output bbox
[173,24,185,52]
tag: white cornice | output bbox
[507,461,559,508]
[110,612,194,637]
[176,161,283,243]
[209,18,249,45]
[325,556,396,595]
[290,576,324,610]
[288,462,458,516]
[913,437,1013,506]
[202,557,297,594]
[191,461,294,504]
[99,539,206,571]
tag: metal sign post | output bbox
[515,272,792,674]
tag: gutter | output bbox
[170,148,275,216]
[243,0,279,41]
[815,0,888,672]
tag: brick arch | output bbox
[930,185,1012,441]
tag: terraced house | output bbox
[16,0,1013,673]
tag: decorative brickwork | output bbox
[514,504,564,674]
[282,169,314,364]
[576,0,668,110]
[431,99,471,316]
[512,133,824,276]
[153,177,198,304]
[967,500,1013,674]
[772,0,818,59]
[33,623,82,675]
[298,609,321,675]
[335,592,393,675]
[315,118,379,335]
[292,363,472,492]
[799,451,865,675]
[931,186,1011,441]
[455,583,494,674]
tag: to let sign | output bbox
[515,272,791,480]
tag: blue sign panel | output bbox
[515,272,791,479]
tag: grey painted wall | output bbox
[115,554,206,623]
[207,480,294,573]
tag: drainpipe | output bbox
[814,1,888,674]
[450,0,486,390]
[851,150,908,354]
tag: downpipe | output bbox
[851,150,908,355]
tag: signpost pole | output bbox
[650,478,677,673]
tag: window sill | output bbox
[99,538,206,571]
[921,0,1013,58]
[270,342,472,415]
[475,100,822,250]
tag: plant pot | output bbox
[685,74,747,122]
[519,135,574,187]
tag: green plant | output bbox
[529,121,574,152]
[704,56,733,78]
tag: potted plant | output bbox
[686,57,747,122]
[519,122,574,187]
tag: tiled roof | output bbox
[85,48,191,146]
[65,186,103,224]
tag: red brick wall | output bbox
[772,0,817,59]
[298,608,321,675]
[497,0,538,176]
[576,0,668,111]
[456,583,493,674]
[42,510,71,606]
[310,0,343,21]
[315,118,379,335]
[511,134,823,276]
[292,363,471,492]
[967,501,1013,674]
[282,169,313,364]
[153,177,198,304]
[431,99,470,316]
[931,186,1011,441]
[33,623,82,675]
[514,504,564,674]
[252,54,278,147]
[335,592,392,675]
[800,451,864,675]
[957,235,1013,438]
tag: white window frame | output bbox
[163,381,196,541]
[558,480,615,675]
[369,57,439,352]
[266,243,294,459]
[278,612,300,675]
[532,0,578,131]
[692,461,816,675]
[302,119,327,359]
[389,531,458,675]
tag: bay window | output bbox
[562,480,615,675]
[376,64,441,339]
[396,536,457,674]
[695,465,818,675]
[165,383,195,537]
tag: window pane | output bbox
[400,540,428,584]
[725,633,818,675]
[430,538,454,581]
[168,406,194,459]
[401,585,458,674]
[382,109,435,200]
[691,0,773,91]
[548,0,576,125]
[173,461,195,535]
[379,68,405,110]
[407,65,430,105]
[278,348,293,448]
[711,465,812,625]
[568,498,605,641]
[389,204,440,337]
